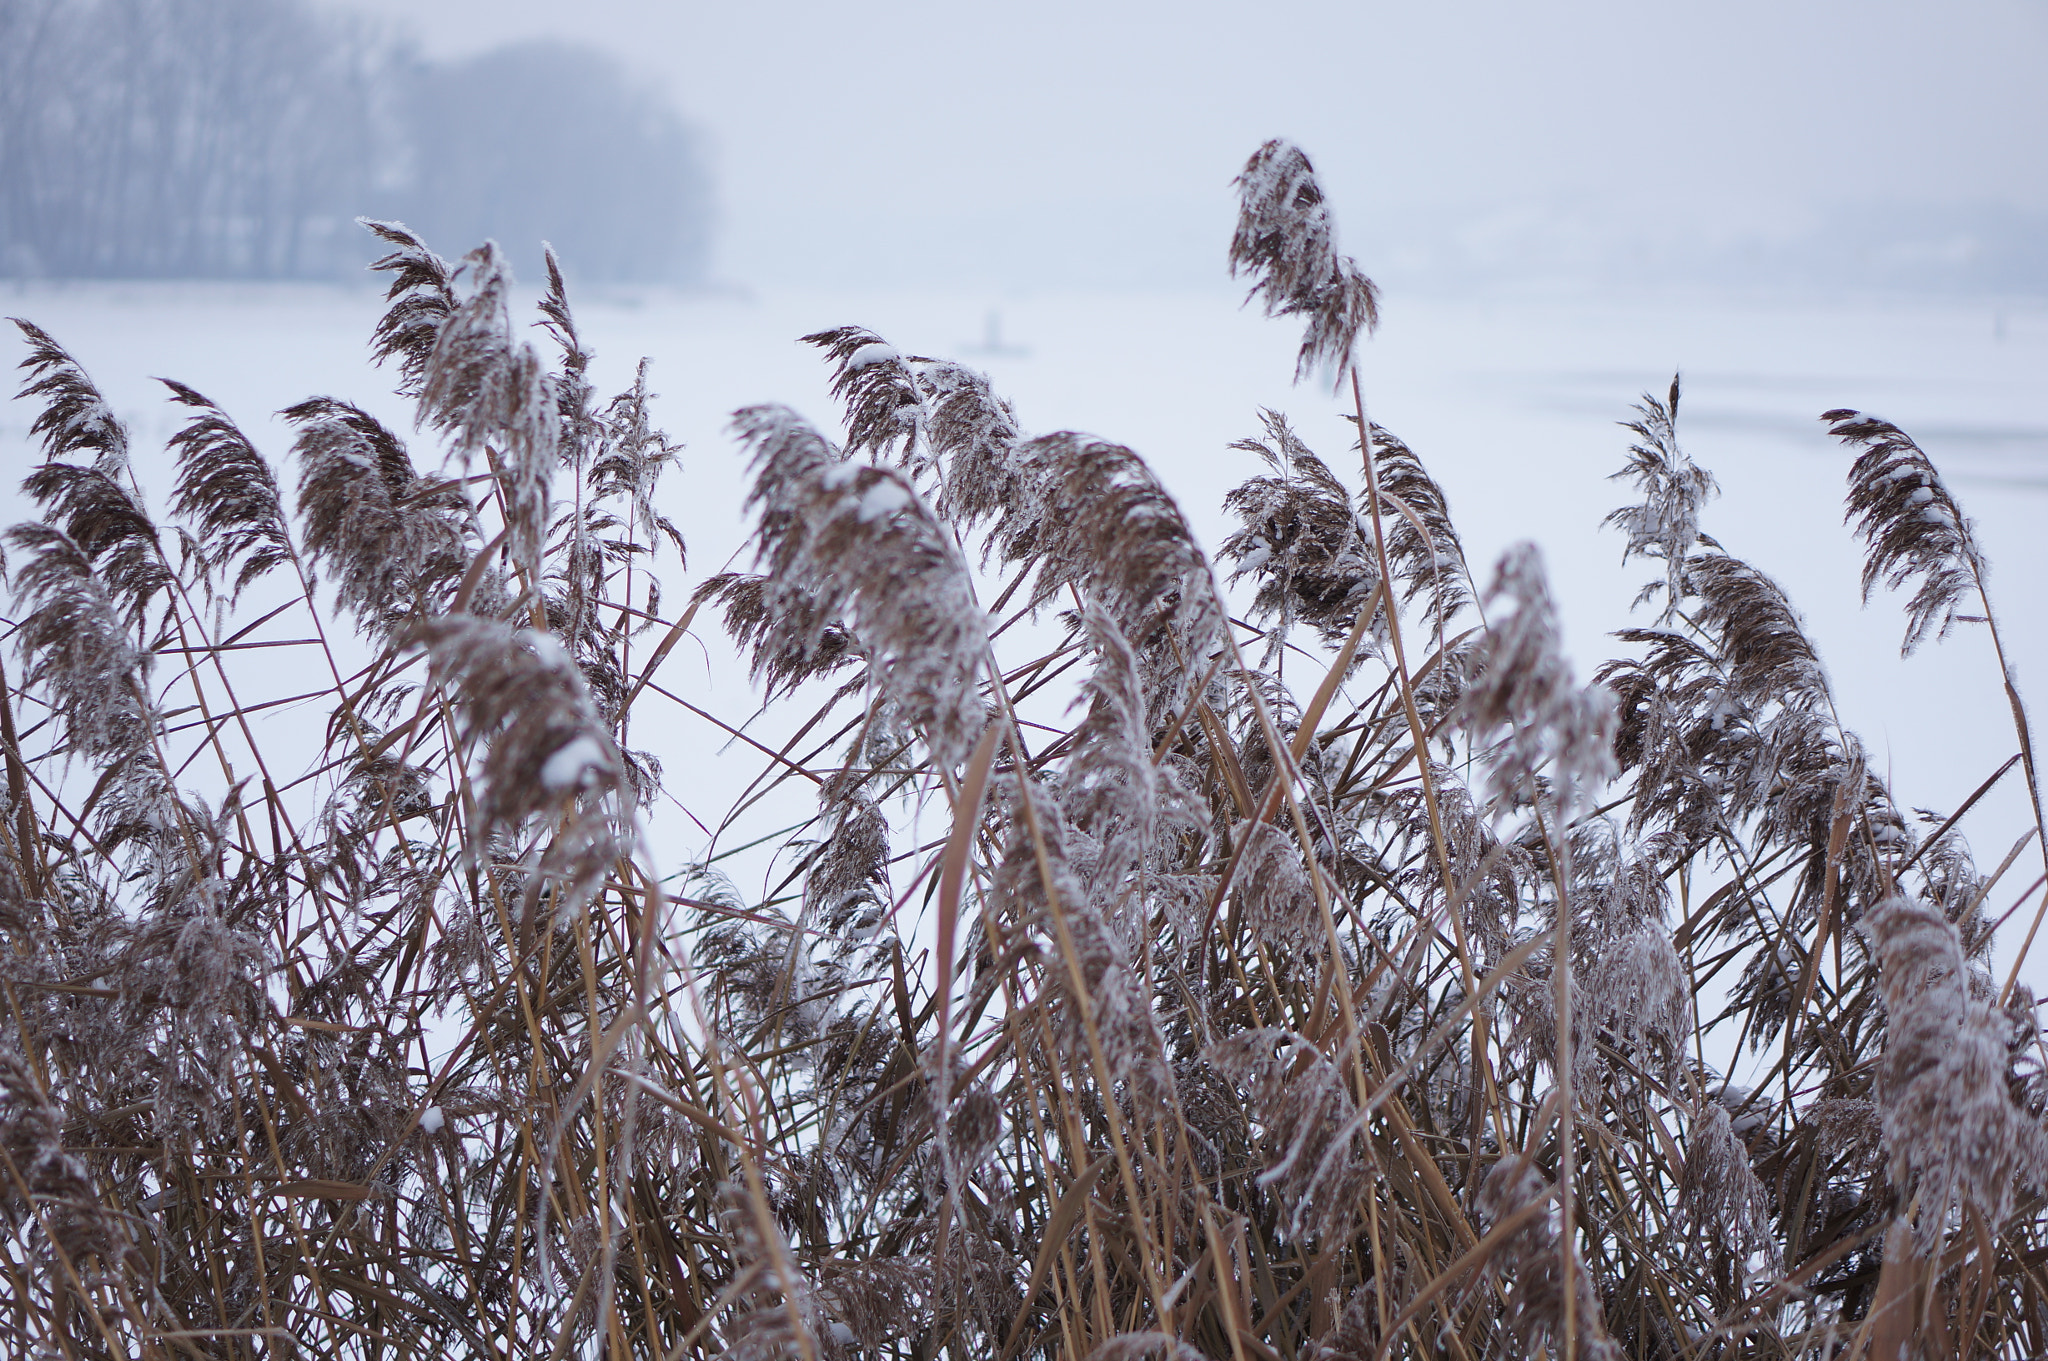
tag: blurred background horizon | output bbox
[3,0,2046,298]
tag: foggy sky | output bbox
[330,0,2048,290]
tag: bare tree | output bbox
[396,40,711,286]
[0,0,710,283]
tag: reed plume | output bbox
[1229,140,1380,383]
[1605,375,1716,616]
[162,379,295,601]
[1865,895,2048,1244]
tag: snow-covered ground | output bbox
[5,277,2046,993]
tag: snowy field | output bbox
[5,277,2046,995]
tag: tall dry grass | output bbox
[2,149,2046,1361]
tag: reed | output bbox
[1,145,2043,1360]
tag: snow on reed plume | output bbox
[1602,538,1912,930]
[416,243,558,583]
[363,219,458,397]
[1604,376,1717,617]
[1206,1028,1375,1245]
[1366,423,1473,638]
[803,769,892,940]
[1557,821,1691,1098]
[986,432,1227,731]
[992,776,1169,1097]
[1229,140,1380,383]
[1678,1095,1778,1267]
[1831,404,2048,941]
[6,524,157,767]
[802,325,1028,531]
[10,322,171,625]
[1063,601,1199,887]
[1458,542,1617,815]
[9,318,129,474]
[0,1035,135,1306]
[1220,409,1378,659]
[729,403,987,771]
[1474,1157,1624,1361]
[6,335,275,1153]
[1864,895,2048,1245]
[413,616,625,923]
[287,396,476,640]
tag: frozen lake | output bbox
[5,276,2046,993]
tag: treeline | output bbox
[0,0,710,283]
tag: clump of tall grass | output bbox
[1,146,2045,1361]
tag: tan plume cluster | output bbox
[0,146,2043,1360]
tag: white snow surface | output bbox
[844,341,900,371]
[4,279,2046,1003]
[540,735,610,792]
[525,631,573,670]
[855,476,912,522]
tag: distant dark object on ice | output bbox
[961,310,1030,358]
[0,0,711,286]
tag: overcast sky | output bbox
[330,0,2048,290]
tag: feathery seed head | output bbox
[1678,1099,1778,1266]
[1863,895,1967,1096]
[922,360,1024,527]
[413,618,622,833]
[803,325,1026,529]
[1474,1157,1624,1361]
[996,781,1166,1097]
[734,404,988,771]
[1827,409,1986,656]
[0,1035,131,1280]
[417,242,559,580]
[1606,375,1717,617]
[163,379,292,601]
[1231,820,1322,955]
[804,771,891,942]
[1208,1028,1376,1244]
[1690,554,1831,711]
[1864,895,2048,1240]
[363,219,458,397]
[4,524,155,765]
[1576,917,1691,1095]
[10,318,129,475]
[804,326,925,468]
[991,433,1225,722]
[412,618,625,923]
[1062,603,1175,878]
[9,325,174,624]
[288,397,475,639]
[1459,543,1617,814]
[1367,423,1472,636]
[17,461,172,629]
[1230,141,1380,384]
[1221,410,1379,659]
